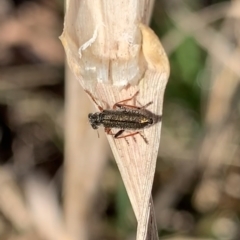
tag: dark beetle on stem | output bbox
[87,91,161,143]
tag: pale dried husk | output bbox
[60,1,170,240]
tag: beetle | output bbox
[87,90,161,143]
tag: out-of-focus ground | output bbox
[0,0,239,240]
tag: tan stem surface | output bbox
[60,1,170,239]
[64,69,108,240]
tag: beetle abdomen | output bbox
[101,109,153,130]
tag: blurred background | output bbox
[0,0,239,239]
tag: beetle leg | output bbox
[85,90,103,111]
[106,129,148,144]
[114,129,125,138]
[138,132,148,144]
[137,101,153,109]
[114,131,148,144]
[105,129,129,144]
[113,91,139,109]
[105,128,114,135]
[113,90,153,110]
[115,103,141,110]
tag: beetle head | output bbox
[88,112,102,129]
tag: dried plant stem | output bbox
[63,68,108,240]
[0,167,32,231]
[60,1,170,239]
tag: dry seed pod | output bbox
[60,1,169,239]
